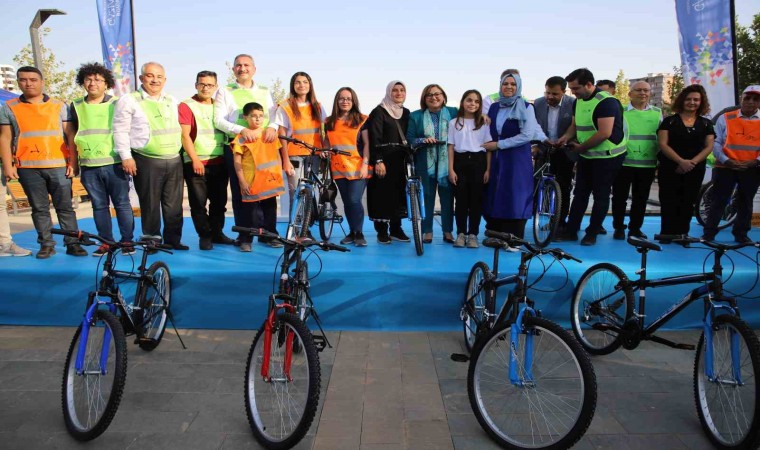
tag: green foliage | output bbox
[613,69,629,106]
[270,78,286,105]
[736,13,760,91]
[12,28,78,103]
[664,65,685,115]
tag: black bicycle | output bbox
[695,180,739,231]
[531,144,562,248]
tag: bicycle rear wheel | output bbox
[245,313,321,449]
[294,262,310,323]
[468,316,597,450]
[571,263,634,355]
[409,184,423,256]
[694,314,760,449]
[532,178,561,248]
[136,261,171,351]
[462,261,494,353]
[62,310,127,441]
[696,182,738,231]
[318,203,335,241]
[287,189,312,240]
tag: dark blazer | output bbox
[533,95,576,160]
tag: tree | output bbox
[270,78,286,105]
[224,61,236,85]
[613,69,629,106]
[736,13,760,90]
[12,28,78,103]
[664,65,685,115]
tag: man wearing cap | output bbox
[702,85,760,243]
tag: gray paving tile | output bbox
[404,419,454,450]
[588,433,690,450]
[611,409,703,435]
[445,413,482,437]
[360,415,404,444]
[124,431,226,450]
[42,431,138,449]
[451,434,504,450]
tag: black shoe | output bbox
[443,234,455,244]
[340,232,356,245]
[389,229,410,242]
[628,230,648,239]
[581,233,597,246]
[598,226,608,235]
[613,229,626,240]
[36,246,56,259]
[354,232,367,247]
[735,235,753,244]
[233,237,242,247]
[166,242,190,251]
[377,233,391,244]
[199,237,213,251]
[554,231,578,242]
[212,233,235,245]
[66,243,88,257]
[699,234,715,243]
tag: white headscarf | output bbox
[380,80,405,119]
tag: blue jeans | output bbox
[80,164,134,242]
[335,178,366,233]
[17,167,79,247]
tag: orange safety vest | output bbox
[718,111,760,166]
[282,103,322,157]
[236,136,286,202]
[6,98,68,168]
[327,117,368,180]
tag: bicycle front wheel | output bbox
[571,263,634,355]
[288,189,312,240]
[696,182,737,231]
[62,310,127,441]
[694,314,760,449]
[295,261,310,323]
[318,203,335,241]
[245,313,321,450]
[136,261,171,351]
[409,184,423,256]
[468,316,597,450]
[533,178,561,248]
[462,261,494,353]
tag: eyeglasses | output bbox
[338,97,353,102]
[84,79,106,85]
[196,83,217,90]
[426,92,443,98]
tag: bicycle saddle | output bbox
[626,236,661,252]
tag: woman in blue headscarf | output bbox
[482,72,540,240]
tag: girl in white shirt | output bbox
[447,90,492,248]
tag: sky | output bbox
[1,0,759,108]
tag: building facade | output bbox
[1,65,16,92]
[629,72,674,110]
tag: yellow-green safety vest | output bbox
[622,106,660,168]
[72,96,119,167]
[131,92,181,158]
[226,83,271,135]
[181,99,225,163]
[575,90,628,159]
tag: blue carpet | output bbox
[1,216,759,331]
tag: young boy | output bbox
[232,102,287,252]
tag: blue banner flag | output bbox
[96,0,136,96]
[675,0,737,114]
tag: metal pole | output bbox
[130,1,138,91]
[729,0,740,104]
[28,9,66,73]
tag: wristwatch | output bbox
[376,159,384,164]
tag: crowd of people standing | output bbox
[1,55,759,259]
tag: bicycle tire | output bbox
[287,189,311,240]
[696,182,737,231]
[571,263,634,355]
[694,314,760,449]
[295,261,310,323]
[244,313,321,450]
[532,178,562,248]
[468,315,597,450]
[462,261,494,353]
[136,261,171,351]
[62,310,127,441]
[318,203,335,241]
[409,184,423,256]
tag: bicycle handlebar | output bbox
[375,140,446,152]
[51,229,172,254]
[279,135,351,156]
[654,234,759,252]
[231,226,351,252]
[483,230,581,262]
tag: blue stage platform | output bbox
[1,216,759,331]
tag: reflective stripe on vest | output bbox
[283,103,322,157]
[721,111,760,162]
[131,92,181,158]
[240,139,286,202]
[182,99,225,162]
[327,117,367,180]
[6,98,68,168]
[226,83,271,133]
[72,97,120,167]
[623,107,660,168]
[575,91,628,159]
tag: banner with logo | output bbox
[96,0,136,96]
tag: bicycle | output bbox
[531,143,562,248]
[375,140,444,256]
[455,230,597,450]
[281,135,349,241]
[571,234,760,449]
[232,226,349,449]
[695,180,739,231]
[52,229,183,441]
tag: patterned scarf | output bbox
[422,107,451,186]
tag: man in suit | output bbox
[533,76,576,231]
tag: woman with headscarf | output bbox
[482,72,540,241]
[407,84,458,244]
[366,81,411,244]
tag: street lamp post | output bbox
[29,9,67,71]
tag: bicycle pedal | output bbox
[674,343,696,350]
[312,335,327,352]
[450,353,469,363]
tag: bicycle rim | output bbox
[463,261,492,353]
[138,261,170,350]
[533,180,559,248]
[318,203,335,241]
[410,187,423,256]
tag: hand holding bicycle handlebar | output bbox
[51,229,173,254]
[279,135,351,157]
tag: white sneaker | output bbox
[240,242,252,252]
[506,245,520,253]
[0,242,33,257]
[453,233,466,248]
[466,235,479,248]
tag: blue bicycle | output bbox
[531,144,562,248]
[52,229,182,441]
[571,235,760,449]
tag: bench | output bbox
[5,177,89,215]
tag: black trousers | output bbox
[550,148,576,227]
[566,153,625,235]
[453,152,487,236]
[658,163,706,235]
[241,197,278,243]
[224,144,254,236]
[704,167,760,239]
[183,162,228,239]
[132,153,184,245]
[611,166,656,232]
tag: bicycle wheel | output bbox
[696,182,738,231]
[532,178,561,248]
[62,310,127,441]
[318,203,335,241]
[287,189,312,240]
[409,184,424,256]
[294,261,310,323]
[136,261,171,351]
[571,263,634,355]
[462,261,495,353]
[694,314,760,449]
[245,313,321,450]
[468,316,597,450]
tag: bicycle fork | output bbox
[703,303,743,385]
[75,297,116,375]
[260,300,297,383]
[406,179,425,220]
[509,307,537,387]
